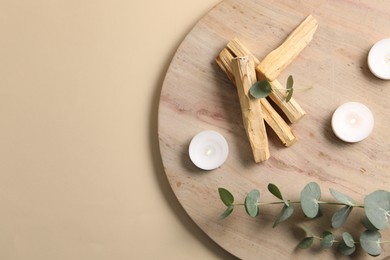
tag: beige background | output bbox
[0,0,238,259]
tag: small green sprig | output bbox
[249,75,309,102]
[299,230,390,256]
[218,182,390,257]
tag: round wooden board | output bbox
[158,0,390,259]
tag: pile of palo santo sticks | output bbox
[216,15,318,163]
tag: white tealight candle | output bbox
[331,102,374,143]
[189,130,229,170]
[368,38,390,80]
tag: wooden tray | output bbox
[158,0,390,258]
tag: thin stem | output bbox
[312,235,341,244]
[258,201,284,206]
[271,86,312,91]
[317,201,346,206]
[258,201,301,206]
[317,201,364,208]
[234,200,364,207]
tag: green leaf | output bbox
[331,206,352,228]
[361,215,379,231]
[338,242,356,256]
[219,205,234,220]
[329,188,356,206]
[268,183,283,200]
[286,88,294,102]
[245,189,260,217]
[364,190,390,230]
[286,75,294,90]
[342,232,355,248]
[273,204,294,228]
[218,188,234,206]
[321,231,335,249]
[298,237,314,249]
[360,230,382,257]
[285,75,294,102]
[268,183,288,206]
[300,182,321,218]
[249,80,272,99]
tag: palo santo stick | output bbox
[267,79,306,123]
[216,47,296,146]
[226,38,306,123]
[215,48,235,82]
[260,99,296,146]
[257,15,318,82]
[227,38,261,64]
[231,56,270,162]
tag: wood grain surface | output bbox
[158,0,390,259]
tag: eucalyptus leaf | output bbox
[218,188,234,206]
[268,183,288,206]
[338,242,356,256]
[361,215,379,231]
[321,231,335,249]
[285,75,294,102]
[364,190,390,230]
[342,232,355,248]
[245,189,260,217]
[300,182,321,218]
[360,230,382,256]
[286,75,294,90]
[298,236,314,249]
[249,80,272,99]
[329,188,356,206]
[219,205,234,220]
[286,88,294,102]
[273,204,294,228]
[268,183,283,200]
[331,206,352,228]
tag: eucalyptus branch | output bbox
[299,229,390,256]
[218,182,390,257]
[249,75,311,102]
